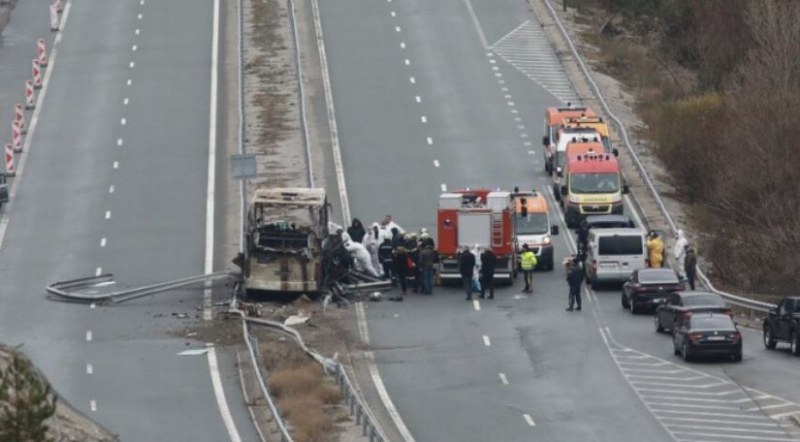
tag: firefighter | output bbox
[646,231,664,268]
[378,236,395,286]
[520,244,538,293]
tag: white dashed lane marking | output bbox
[100,237,107,247]
[415,96,421,103]
[135,29,140,35]
[113,161,119,169]
[482,335,491,346]
[120,117,127,126]
[95,267,102,276]
[472,299,480,311]
[440,183,447,192]
[409,76,415,84]
[426,137,433,145]
[404,59,410,66]
[498,373,509,385]
[86,331,93,342]
[400,42,406,49]
[117,138,123,146]
[433,160,439,168]
[420,116,427,123]
[109,185,115,194]
[105,210,111,219]
[86,364,93,374]
[523,414,535,427]
[123,98,129,105]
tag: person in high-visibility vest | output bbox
[520,244,538,293]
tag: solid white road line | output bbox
[207,347,241,442]
[482,335,491,346]
[498,373,509,385]
[523,414,535,426]
[462,0,488,48]
[206,0,241,440]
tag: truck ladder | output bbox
[491,213,503,247]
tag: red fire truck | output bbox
[437,189,518,282]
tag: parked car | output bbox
[673,313,742,362]
[583,214,635,230]
[655,291,731,333]
[621,268,684,314]
[585,228,648,289]
[0,173,8,207]
[763,296,800,355]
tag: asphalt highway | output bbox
[317,0,800,440]
[0,0,255,440]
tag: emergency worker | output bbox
[378,236,395,285]
[684,246,698,290]
[459,246,477,301]
[480,248,496,299]
[673,229,689,281]
[520,244,538,293]
[646,231,664,268]
[566,257,584,311]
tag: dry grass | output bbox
[263,341,343,442]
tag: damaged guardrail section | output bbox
[541,0,775,313]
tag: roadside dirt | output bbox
[0,0,15,33]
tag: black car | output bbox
[584,214,635,230]
[655,291,731,333]
[763,296,800,355]
[673,313,742,362]
[621,268,684,314]
[0,173,8,207]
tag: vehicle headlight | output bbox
[543,235,551,245]
[568,194,581,204]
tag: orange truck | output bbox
[552,139,604,201]
[511,188,558,270]
[437,189,518,281]
[558,153,629,227]
[563,116,616,155]
[542,104,596,174]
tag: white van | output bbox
[585,228,647,288]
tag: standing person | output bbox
[347,218,366,243]
[566,258,584,311]
[576,220,590,261]
[418,244,435,295]
[381,215,405,236]
[673,229,689,281]
[520,244,538,293]
[459,246,476,301]
[480,247,497,299]
[684,246,698,290]
[378,236,395,285]
[646,231,664,268]
[393,247,413,296]
[363,222,383,277]
[390,227,404,251]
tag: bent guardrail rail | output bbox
[46,271,234,304]
[541,0,775,313]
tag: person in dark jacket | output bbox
[393,246,414,296]
[347,218,366,243]
[390,227,404,250]
[479,248,497,299]
[459,246,476,301]
[418,244,435,295]
[566,257,584,311]
[684,246,698,290]
[378,237,395,285]
[576,219,589,261]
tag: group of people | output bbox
[329,215,438,297]
[647,229,698,290]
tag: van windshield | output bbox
[516,213,548,235]
[598,235,642,255]
[570,173,619,194]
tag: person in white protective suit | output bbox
[344,239,380,277]
[380,214,405,236]
[328,222,352,245]
[471,244,483,292]
[362,222,384,277]
[672,229,689,281]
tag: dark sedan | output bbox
[655,291,731,333]
[673,313,742,362]
[621,268,684,314]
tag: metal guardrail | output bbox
[541,0,775,313]
[238,311,389,442]
[46,272,232,304]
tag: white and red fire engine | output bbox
[437,189,518,282]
